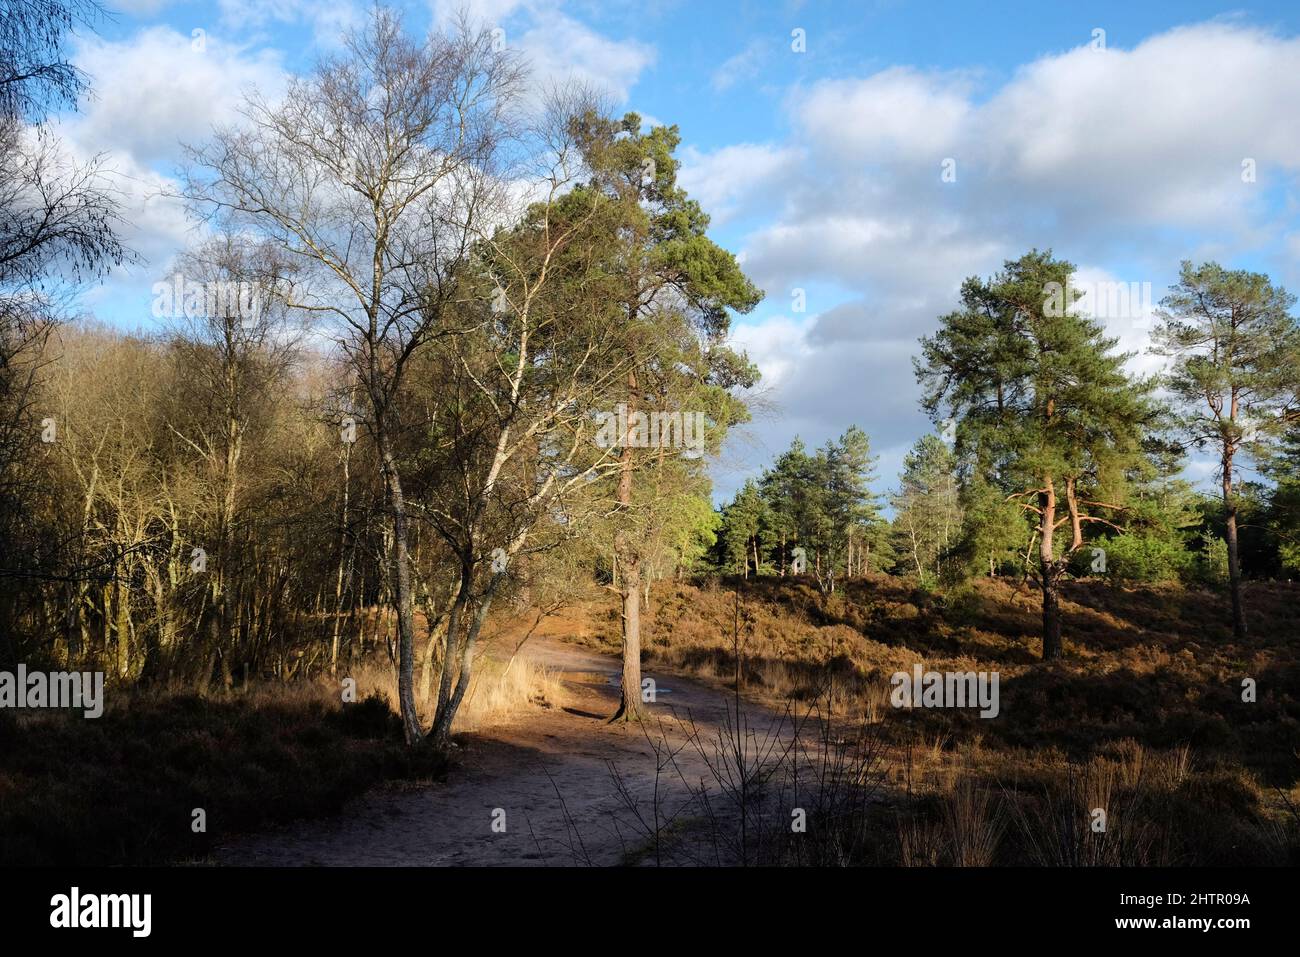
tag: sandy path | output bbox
[214,636,797,866]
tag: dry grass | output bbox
[943,780,1008,866]
[0,606,575,866]
[561,573,1300,866]
[452,657,567,733]
[0,668,447,866]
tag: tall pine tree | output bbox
[918,250,1155,659]
[569,110,761,720]
[1152,261,1300,638]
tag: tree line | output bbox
[716,251,1300,659]
[5,2,1298,749]
[0,4,757,743]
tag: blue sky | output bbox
[58,0,1300,501]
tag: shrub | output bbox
[1099,532,1196,582]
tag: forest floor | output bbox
[213,633,801,866]
[11,577,1295,866]
[212,575,1300,867]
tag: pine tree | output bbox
[717,479,769,577]
[1264,425,1300,576]
[1092,440,1203,582]
[1152,261,1300,638]
[952,471,1031,578]
[569,110,761,720]
[820,426,886,586]
[918,250,1156,660]
[890,433,962,583]
[759,438,815,576]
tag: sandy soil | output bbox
[213,635,800,866]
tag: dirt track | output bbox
[214,635,798,866]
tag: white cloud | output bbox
[51,26,288,312]
[431,1,655,103]
[795,67,974,165]
[678,143,801,226]
[430,0,530,25]
[730,313,815,392]
[711,39,769,93]
[747,22,1300,292]
[708,21,1300,499]
[1068,265,1165,377]
[741,213,1003,300]
[979,24,1300,231]
[68,26,286,167]
[717,305,933,502]
[27,117,198,318]
[721,20,1300,314]
[216,0,363,47]
[514,11,654,103]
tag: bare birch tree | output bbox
[183,7,524,742]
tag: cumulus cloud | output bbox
[718,21,1300,301]
[741,214,1004,303]
[216,0,363,47]
[730,313,815,393]
[719,304,933,502]
[68,26,286,167]
[710,21,1300,500]
[514,13,654,102]
[1067,266,1164,377]
[678,143,802,226]
[711,38,769,92]
[794,67,975,165]
[433,0,655,102]
[43,26,289,314]
[978,25,1300,234]
[28,117,196,320]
